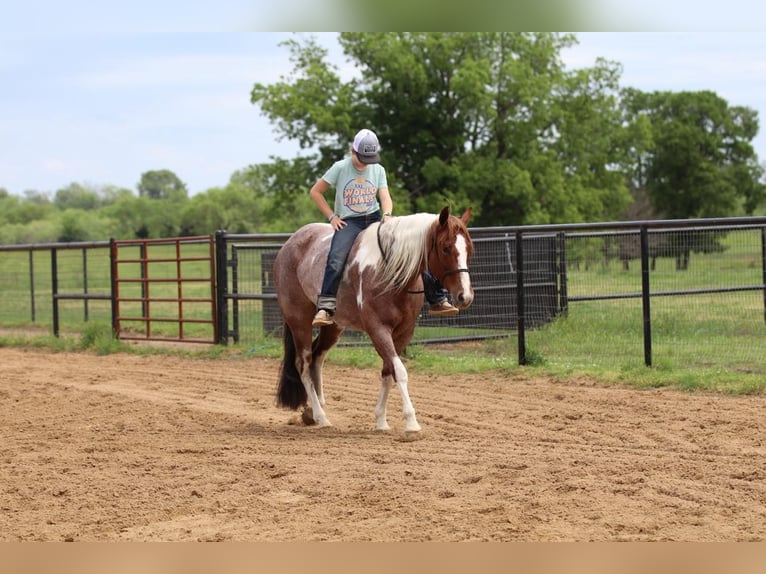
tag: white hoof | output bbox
[404,422,422,433]
[315,417,332,428]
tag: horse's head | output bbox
[427,206,474,310]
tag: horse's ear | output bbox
[460,206,472,225]
[438,205,450,225]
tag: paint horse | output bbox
[273,206,473,432]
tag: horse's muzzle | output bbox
[455,289,474,310]
[442,268,473,310]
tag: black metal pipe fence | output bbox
[214,216,766,370]
[1,216,765,372]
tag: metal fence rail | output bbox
[0,240,112,336]
[1,215,765,372]
[111,236,218,344]
[214,217,766,370]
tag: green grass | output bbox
[2,229,765,396]
[1,322,763,396]
[0,243,218,340]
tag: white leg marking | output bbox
[392,356,421,432]
[374,376,393,431]
[311,350,327,406]
[299,349,330,427]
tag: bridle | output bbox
[376,218,471,294]
[428,234,471,285]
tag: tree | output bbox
[101,193,181,239]
[622,89,766,219]
[618,89,766,270]
[179,182,260,236]
[251,33,633,226]
[137,169,188,202]
[54,182,102,211]
[2,191,55,225]
[56,209,112,242]
[251,158,330,231]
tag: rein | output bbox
[376,221,388,262]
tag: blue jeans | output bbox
[422,270,448,305]
[318,212,381,311]
[317,212,448,312]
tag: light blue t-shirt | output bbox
[321,157,388,220]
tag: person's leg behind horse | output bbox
[423,271,459,317]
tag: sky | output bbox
[2,12,766,197]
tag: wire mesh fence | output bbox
[0,243,112,334]
[525,223,766,372]
[1,217,765,376]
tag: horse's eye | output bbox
[443,245,452,255]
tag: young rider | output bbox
[309,128,459,327]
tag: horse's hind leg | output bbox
[291,323,332,427]
[310,324,343,407]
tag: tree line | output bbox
[2,33,765,245]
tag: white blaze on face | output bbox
[455,234,472,296]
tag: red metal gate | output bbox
[111,236,218,344]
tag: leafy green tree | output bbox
[252,158,334,231]
[99,185,134,207]
[0,220,59,244]
[251,32,633,226]
[2,191,55,225]
[56,209,112,242]
[619,89,766,269]
[180,183,260,235]
[54,182,102,211]
[101,193,178,239]
[622,89,765,219]
[137,169,189,202]
[0,193,17,225]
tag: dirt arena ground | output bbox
[1,347,764,542]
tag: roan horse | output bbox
[273,206,474,433]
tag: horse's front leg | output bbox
[369,322,422,433]
[378,355,421,433]
[374,376,393,431]
[392,355,421,432]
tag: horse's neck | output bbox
[374,215,435,290]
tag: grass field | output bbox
[1,226,764,394]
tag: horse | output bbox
[272,206,474,433]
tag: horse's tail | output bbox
[276,323,307,410]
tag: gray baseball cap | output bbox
[352,129,381,164]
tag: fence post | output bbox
[51,248,59,337]
[640,226,652,366]
[29,250,36,323]
[516,230,526,365]
[82,247,89,322]
[557,231,568,317]
[214,230,229,345]
[761,227,766,324]
[109,238,118,338]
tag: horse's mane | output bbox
[374,213,438,292]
